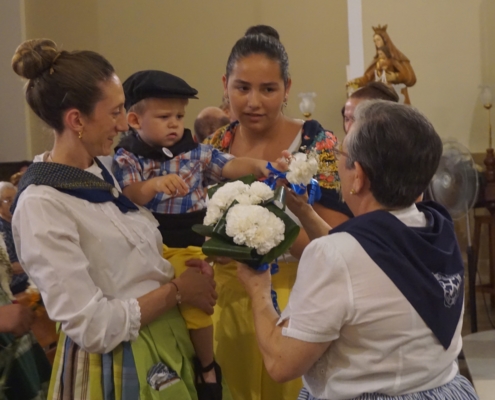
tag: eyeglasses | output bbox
[1,198,14,205]
[332,143,349,160]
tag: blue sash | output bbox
[329,201,463,349]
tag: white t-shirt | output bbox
[12,161,175,353]
[278,205,462,399]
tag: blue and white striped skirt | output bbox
[297,374,479,400]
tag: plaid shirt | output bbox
[113,144,234,214]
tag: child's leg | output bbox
[190,325,217,383]
[162,245,221,389]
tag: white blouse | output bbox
[12,161,175,353]
[279,205,461,399]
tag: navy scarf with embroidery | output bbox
[11,158,138,214]
[329,201,463,349]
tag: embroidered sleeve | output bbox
[112,149,145,190]
[126,298,141,341]
[302,128,340,191]
[203,124,234,152]
[203,146,235,185]
[300,123,353,217]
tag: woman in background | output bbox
[204,30,351,400]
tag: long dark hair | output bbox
[225,34,289,87]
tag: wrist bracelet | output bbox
[170,280,181,305]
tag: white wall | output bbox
[0,0,29,162]
[4,1,495,157]
[361,0,492,153]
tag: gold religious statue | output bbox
[347,25,416,104]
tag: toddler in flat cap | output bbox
[113,70,285,400]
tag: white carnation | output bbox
[204,181,249,225]
[225,205,285,255]
[286,152,318,185]
[204,181,275,225]
[234,193,255,205]
[249,181,274,203]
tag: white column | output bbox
[346,0,364,81]
[0,0,29,161]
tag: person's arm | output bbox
[237,263,330,381]
[138,264,216,326]
[286,188,349,259]
[221,157,269,180]
[205,146,288,183]
[0,303,34,336]
[237,237,351,382]
[122,174,189,206]
[13,192,215,353]
[113,149,189,206]
[286,189,332,240]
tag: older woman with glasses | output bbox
[237,100,478,399]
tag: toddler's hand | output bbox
[185,258,214,277]
[155,174,189,197]
[260,150,291,178]
[272,150,291,173]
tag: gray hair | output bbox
[0,182,16,198]
[345,100,442,208]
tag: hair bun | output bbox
[12,39,59,80]
[244,25,280,41]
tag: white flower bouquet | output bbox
[193,175,300,269]
[286,152,319,186]
[265,152,321,203]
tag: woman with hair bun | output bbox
[11,39,224,400]
[204,31,351,400]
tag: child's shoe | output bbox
[194,358,222,400]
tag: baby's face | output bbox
[138,98,188,148]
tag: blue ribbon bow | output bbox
[265,162,321,205]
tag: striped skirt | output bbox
[48,308,198,400]
[297,374,479,400]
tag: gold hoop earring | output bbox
[78,130,83,140]
[350,189,356,195]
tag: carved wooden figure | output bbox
[348,25,416,104]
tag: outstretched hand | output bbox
[284,182,311,218]
[272,150,291,173]
[259,150,291,178]
[185,258,214,277]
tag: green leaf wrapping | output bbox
[192,189,300,268]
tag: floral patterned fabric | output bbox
[205,120,353,217]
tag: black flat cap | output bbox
[123,70,198,110]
